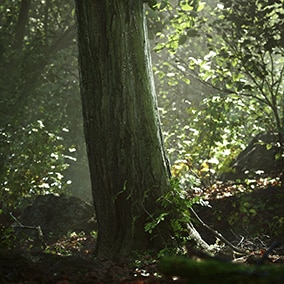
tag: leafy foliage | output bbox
[151,0,284,185]
[0,121,71,210]
[145,176,204,249]
[195,0,284,135]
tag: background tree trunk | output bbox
[75,0,172,259]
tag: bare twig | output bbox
[10,212,47,248]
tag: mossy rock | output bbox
[158,255,284,284]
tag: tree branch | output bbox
[10,212,47,248]
[47,26,76,55]
[14,0,31,49]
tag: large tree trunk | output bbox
[75,0,172,259]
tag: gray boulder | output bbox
[15,194,95,241]
[222,132,284,181]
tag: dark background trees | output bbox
[0,0,91,209]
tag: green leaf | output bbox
[266,143,273,150]
[197,2,205,12]
[187,29,199,37]
[249,209,257,216]
[180,2,193,11]
[178,34,187,45]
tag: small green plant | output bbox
[0,210,16,249]
[0,226,16,249]
[270,216,284,236]
[145,175,203,249]
[227,191,284,238]
[90,230,97,239]
[228,197,260,227]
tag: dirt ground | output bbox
[1,178,284,283]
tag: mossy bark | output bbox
[75,0,171,259]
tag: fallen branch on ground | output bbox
[189,207,247,255]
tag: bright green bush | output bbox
[0,120,73,210]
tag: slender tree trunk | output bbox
[75,0,172,259]
[14,0,31,49]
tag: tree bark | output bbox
[75,0,172,259]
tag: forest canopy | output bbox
[0,0,283,208]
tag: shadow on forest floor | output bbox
[1,177,284,283]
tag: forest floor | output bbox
[1,176,284,283]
